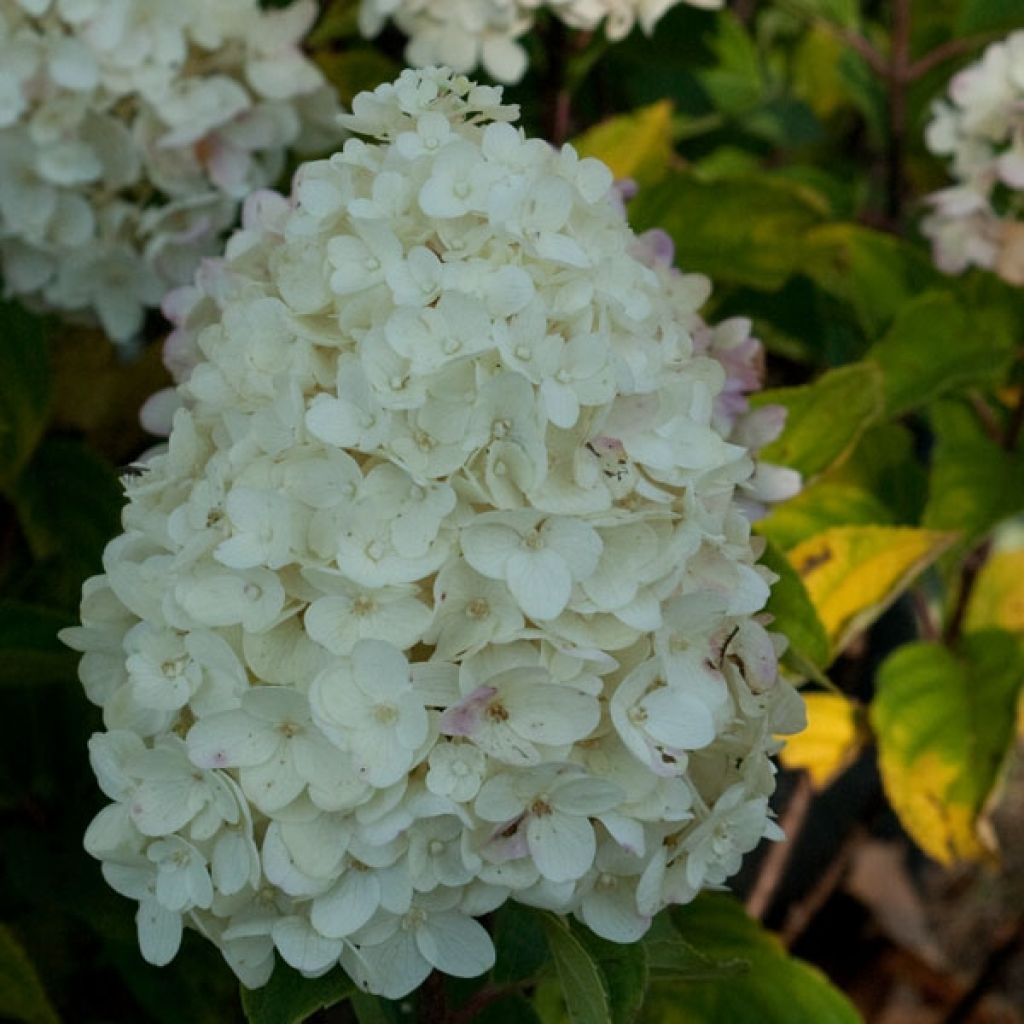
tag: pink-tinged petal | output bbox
[438,686,498,737]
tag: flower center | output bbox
[466,597,490,620]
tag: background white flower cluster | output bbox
[358,0,723,84]
[64,67,804,999]
[0,0,339,341]
[923,31,1024,285]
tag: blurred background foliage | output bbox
[2,0,1024,1022]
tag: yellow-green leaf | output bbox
[780,693,865,788]
[966,550,1024,633]
[758,424,926,552]
[871,635,1024,864]
[868,291,1013,417]
[801,224,941,338]
[754,362,884,481]
[573,101,674,188]
[540,913,612,1024]
[924,401,1024,558]
[640,894,861,1024]
[788,526,957,654]
[0,924,60,1024]
[629,174,826,290]
[760,541,830,669]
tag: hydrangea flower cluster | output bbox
[358,0,723,84]
[64,68,804,999]
[922,31,1024,285]
[0,0,339,341]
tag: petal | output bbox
[272,916,343,975]
[460,523,518,579]
[186,712,278,769]
[527,812,596,883]
[641,688,716,751]
[505,685,599,746]
[137,899,183,967]
[416,911,495,977]
[311,869,381,938]
[506,549,572,621]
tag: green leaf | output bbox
[314,49,401,107]
[957,0,1024,33]
[642,914,747,982]
[801,225,941,338]
[476,994,543,1024]
[351,991,400,1024]
[0,300,50,489]
[779,0,860,26]
[240,963,355,1024]
[7,438,122,609]
[573,101,675,188]
[628,174,826,290]
[758,424,926,552]
[753,362,884,480]
[492,903,550,985]
[923,400,1024,554]
[761,541,830,669]
[540,913,612,1024]
[571,924,647,1024]
[0,603,76,687]
[641,894,860,1023]
[871,634,1024,864]
[868,291,1013,416]
[0,924,60,1024]
[698,13,765,115]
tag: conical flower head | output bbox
[65,67,804,998]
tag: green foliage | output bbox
[629,174,827,290]
[540,913,614,1024]
[871,635,1024,864]
[0,300,51,488]
[638,894,861,1023]
[754,363,884,480]
[761,540,831,671]
[0,924,60,1024]
[240,964,355,1024]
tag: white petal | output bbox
[528,812,596,882]
[506,549,572,621]
[137,899,182,966]
[416,911,495,977]
[272,916,343,975]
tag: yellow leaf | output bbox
[780,693,864,789]
[788,525,957,655]
[573,101,674,187]
[965,549,1024,633]
[871,637,1022,865]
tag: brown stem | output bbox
[943,915,1024,1024]
[907,32,1002,81]
[417,971,450,1024]
[746,775,814,921]
[910,587,940,642]
[780,829,863,947]
[885,0,912,224]
[1003,385,1024,453]
[543,18,572,146]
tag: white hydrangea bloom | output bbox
[358,0,724,84]
[65,68,804,999]
[922,31,1024,284]
[0,0,339,341]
